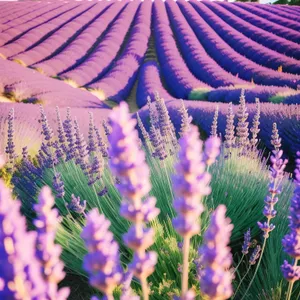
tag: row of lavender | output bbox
[0,0,300,104]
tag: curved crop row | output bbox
[88,1,152,103]
[0,4,91,58]
[60,2,139,87]
[1,3,63,33]
[0,3,78,47]
[200,1,300,74]
[32,2,125,77]
[153,0,210,99]
[278,5,300,17]
[165,0,247,88]
[11,3,105,66]
[237,2,300,31]
[0,59,107,109]
[0,3,37,23]
[136,61,175,108]
[218,2,300,56]
[178,0,300,89]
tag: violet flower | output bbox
[147,96,159,129]
[63,108,76,161]
[0,180,46,299]
[137,112,150,142]
[88,112,97,154]
[5,108,17,170]
[120,271,140,300]
[81,208,122,299]
[102,120,111,137]
[210,105,219,137]
[249,245,261,265]
[94,126,109,158]
[55,106,67,153]
[67,194,87,215]
[53,172,65,199]
[281,261,300,282]
[236,90,249,152]
[250,98,260,148]
[178,99,192,137]
[242,229,251,255]
[74,119,89,173]
[199,205,233,300]
[257,149,287,238]
[34,186,70,299]
[203,136,221,167]
[224,102,235,151]
[108,102,159,299]
[149,125,168,160]
[271,123,281,152]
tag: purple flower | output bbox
[5,108,17,170]
[199,205,233,300]
[224,102,235,150]
[55,106,67,153]
[271,123,281,152]
[136,112,150,142]
[242,229,251,255]
[63,108,76,161]
[0,180,46,299]
[34,186,69,300]
[174,289,196,300]
[250,98,260,148]
[249,245,261,265]
[258,149,287,238]
[67,194,87,215]
[39,105,53,143]
[74,119,89,171]
[53,172,65,199]
[172,125,210,237]
[88,112,97,154]
[203,136,221,167]
[149,125,168,160]
[94,126,109,158]
[236,90,249,151]
[98,186,108,197]
[147,96,159,129]
[281,260,300,282]
[102,120,111,137]
[210,105,219,137]
[81,208,122,297]
[178,99,192,137]
[120,271,139,300]
[108,102,159,292]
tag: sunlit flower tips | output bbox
[123,226,155,251]
[281,260,300,282]
[130,251,157,279]
[173,215,201,237]
[199,205,233,300]
[242,229,251,255]
[120,197,160,223]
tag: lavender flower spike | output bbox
[236,90,249,152]
[242,229,251,255]
[5,108,17,170]
[281,151,300,292]
[34,186,70,300]
[0,180,46,299]
[179,99,193,137]
[224,102,235,153]
[172,125,213,296]
[136,112,150,142]
[53,172,65,199]
[249,245,261,265]
[210,105,219,137]
[204,136,221,167]
[199,205,233,300]
[250,98,260,148]
[271,123,281,152]
[81,208,122,299]
[108,102,159,299]
[67,194,87,215]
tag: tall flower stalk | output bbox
[282,152,300,300]
[199,205,233,300]
[250,98,261,149]
[108,102,160,300]
[5,108,17,172]
[178,100,192,138]
[224,102,235,157]
[172,125,214,296]
[242,147,288,299]
[210,105,219,137]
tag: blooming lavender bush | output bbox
[0,92,298,299]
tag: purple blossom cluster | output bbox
[0,181,68,299]
[199,205,233,300]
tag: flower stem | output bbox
[181,236,191,297]
[240,238,267,300]
[141,276,149,300]
[286,259,298,300]
[233,265,251,299]
[233,254,245,274]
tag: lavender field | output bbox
[0,0,300,299]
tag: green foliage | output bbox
[188,88,211,101]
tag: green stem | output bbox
[286,259,299,300]
[240,238,267,300]
[233,254,245,274]
[141,276,149,300]
[181,236,191,297]
[233,265,251,299]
